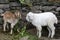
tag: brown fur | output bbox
[1,11,21,34]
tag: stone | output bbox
[20,36,29,40]
[0,9,4,13]
[54,3,60,7]
[9,2,21,7]
[50,11,59,15]
[0,4,9,9]
[31,6,42,13]
[0,0,9,3]
[56,7,60,12]
[40,6,57,12]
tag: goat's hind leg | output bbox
[48,24,55,38]
[47,27,51,38]
[51,25,55,38]
[10,22,17,34]
[3,21,7,31]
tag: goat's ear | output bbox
[28,14,33,22]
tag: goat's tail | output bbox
[51,12,58,24]
[54,16,58,24]
[0,13,4,16]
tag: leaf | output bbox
[19,0,32,6]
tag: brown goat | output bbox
[1,11,21,34]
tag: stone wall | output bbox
[48,0,60,2]
[0,0,60,37]
[0,0,60,28]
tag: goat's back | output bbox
[28,12,58,26]
[2,11,17,20]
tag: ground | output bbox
[0,27,60,40]
[0,31,13,40]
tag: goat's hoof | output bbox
[3,30,6,32]
[38,36,41,38]
[50,37,54,39]
[17,29,20,33]
[10,32,12,35]
[10,33,12,35]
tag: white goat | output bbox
[26,12,58,38]
[1,11,21,34]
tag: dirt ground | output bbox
[0,27,60,40]
[27,28,60,40]
[0,32,13,40]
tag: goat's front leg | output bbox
[10,23,15,34]
[3,21,7,31]
[51,26,55,38]
[7,23,9,30]
[47,27,51,38]
[37,30,39,36]
[37,26,42,38]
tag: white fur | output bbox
[26,12,58,38]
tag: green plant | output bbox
[29,35,38,40]
[12,23,38,40]
[19,0,32,6]
[20,25,26,37]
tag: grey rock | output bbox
[9,2,21,7]
[40,2,54,6]
[9,0,16,2]
[40,6,57,12]
[0,4,9,9]
[0,0,9,3]
[31,6,42,13]
[39,37,60,40]
[50,11,59,14]
[0,9,4,13]
[56,7,60,12]
[54,3,60,6]
[20,36,29,40]
[21,7,30,12]
[33,6,40,10]
[42,0,47,2]
[42,6,52,11]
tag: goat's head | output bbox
[26,12,34,22]
[15,11,22,19]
